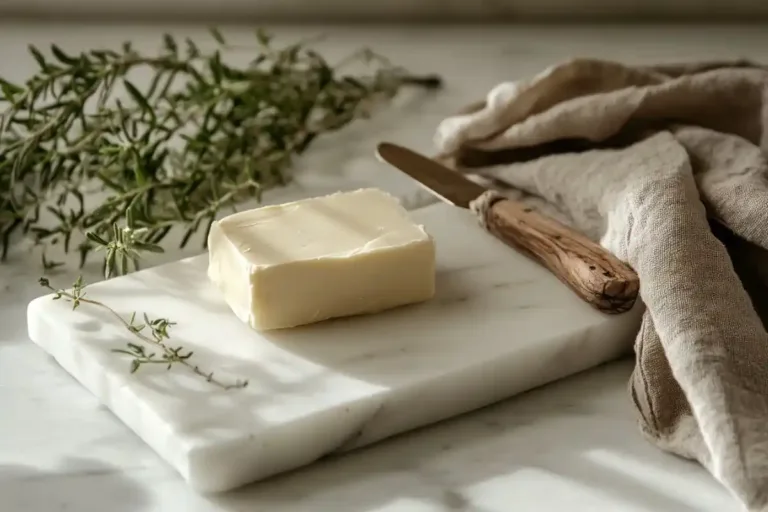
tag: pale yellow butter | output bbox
[207,188,436,330]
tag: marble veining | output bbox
[28,203,640,492]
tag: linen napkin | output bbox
[433,58,768,511]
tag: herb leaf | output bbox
[0,29,442,277]
[39,276,248,389]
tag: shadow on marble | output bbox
[83,256,232,317]
[256,264,556,388]
[0,245,111,343]
[0,457,150,512]
[207,361,711,512]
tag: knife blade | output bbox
[376,142,639,315]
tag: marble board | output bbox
[26,202,642,493]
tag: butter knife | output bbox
[376,142,639,315]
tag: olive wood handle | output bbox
[484,198,639,314]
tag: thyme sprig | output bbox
[86,208,164,278]
[2,28,441,277]
[38,276,248,389]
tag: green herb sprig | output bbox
[39,276,248,389]
[2,28,441,277]
[86,208,164,278]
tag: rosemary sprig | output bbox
[38,276,248,389]
[1,28,441,276]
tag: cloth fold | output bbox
[434,58,768,511]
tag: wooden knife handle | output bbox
[485,198,639,314]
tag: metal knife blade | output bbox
[375,141,640,315]
[376,143,485,208]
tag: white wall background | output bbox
[2,0,768,22]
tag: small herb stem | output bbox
[39,277,247,390]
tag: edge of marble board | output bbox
[25,203,644,493]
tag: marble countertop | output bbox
[2,21,765,512]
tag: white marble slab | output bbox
[27,203,640,492]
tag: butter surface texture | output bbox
[207,188,436,330]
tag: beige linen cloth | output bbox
[433,59,768,511]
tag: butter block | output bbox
[207,188,436,330]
